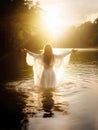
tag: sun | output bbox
[42,6,73,38]
[45,11,62,34]
[42,7,64,38]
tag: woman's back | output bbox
[25,45,73,88]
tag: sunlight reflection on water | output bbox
[5,49,98,130]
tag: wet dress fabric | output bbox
[26,50,71,88]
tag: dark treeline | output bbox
[0,0,98,57]
[0,0,45,56]
[0,0,45,82]
[58,19,98,48]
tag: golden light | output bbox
[42,6,75,38]
[45,11,62,35]
[42,7,64,38]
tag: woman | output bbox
[24,44,76,89]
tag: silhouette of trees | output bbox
[0,0,44,57]
[94,18,98,25]
[59,19,98,48]
[0,0,98,56]
[0,0,45,81]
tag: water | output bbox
[1,48,98,130]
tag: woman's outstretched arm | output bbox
[22,48,42,58]
[54,48,78,59]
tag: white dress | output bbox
[26,50,72,89]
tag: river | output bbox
[0,48,98,130]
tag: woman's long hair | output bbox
[43,44,54,66]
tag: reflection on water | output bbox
[41,89,54,117]
[1,49,98,130]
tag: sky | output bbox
[38,0,98,26]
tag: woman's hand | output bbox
[72,48,78,53]
[21,48,28,53]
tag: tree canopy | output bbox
[0,0,98,57]
[57,19,98,48]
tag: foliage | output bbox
[59,19,98,48]
[0,0,44,56]
[0,0,98,55]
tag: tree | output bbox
[0,0,45,55]
[94,18,98,25]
